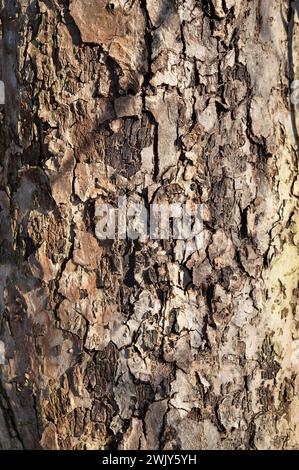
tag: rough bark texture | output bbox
[0,0,298,450]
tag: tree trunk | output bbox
[0,0,298,450]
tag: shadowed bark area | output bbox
[0,0,298,450]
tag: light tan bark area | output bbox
[0,0,298,450]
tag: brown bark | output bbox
[0,0,298,450]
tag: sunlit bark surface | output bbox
[0,0,298,450]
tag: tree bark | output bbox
[0,0,298,450]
